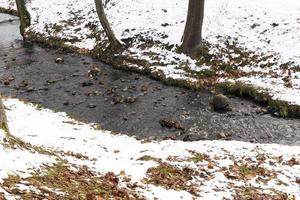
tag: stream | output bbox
[0,13,299,145]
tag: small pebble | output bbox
[218,132,227,139]
[88,104,96,108]
[26,87,34,92]
[55,57,64,64]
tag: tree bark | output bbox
[94,0,122,48]
[181,0,205,56]
[15,0,31,39]
[0,96,9,134]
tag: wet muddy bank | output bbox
[1,14,299,145]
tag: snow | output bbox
[0,0,300,196]
[1,0,300,105]
[0,98,299,199]
[204,0,300,61]
[0,0,15,10]
[0,129,55,182]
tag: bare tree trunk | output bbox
[94,0,122,48]
[15,0,31,39]
[181,0,205,56]
[0,96,9,134]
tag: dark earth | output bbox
[1,14,299,145]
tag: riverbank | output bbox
[1,0,300,117]
[0,97,299,199]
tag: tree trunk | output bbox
[15,0,31,39]
[0,96,9,134]
[181,0,205,56]
[94,0,122,48]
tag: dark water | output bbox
[0,14,299,145]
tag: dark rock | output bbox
[71,72,80,77]
[3,80,10,85]
[250,23,260,29]
[55,57,64,64]
[88,104,96,108]
[3,76,15,85]
[81,81,93,87]
[163,135,177,140]
[93,91,101,96]
[283,75,292,88]
[46,79,56,84]
[271,22,279,27]
[8,76,15,81]
[182,134,207,141]
[19,80,28,88]
[125,96,136,103]
[212,94,230,111]
[111,95,124,104]
[159,117,184,130]
[161,23,170,27]
[141,85,148,92]
[255,108,268,115]
[85,92,93,97]
[39,87,49,91]
[88,64,101,79]
[218,132,227,139]
[26,87,34,92]
[155,86,162,90]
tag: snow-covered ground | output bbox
[1,1,300,198]
[0,98,299,199]
[1,0,300,107]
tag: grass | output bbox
[2,174,21,188]
[1,161,145,200]
[234,187,292,200]
[0,7,18,16]
[238,165,256,177]
[219,82,300,118]
[143,162,199,196]
[188,152,208,163]
[137,155,161,162]
[225,163,276,181]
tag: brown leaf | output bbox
[0,193,6,200]
[287,158,300,166]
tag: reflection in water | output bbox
[0,14,22,48]
[0,14,35,70]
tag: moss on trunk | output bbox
[15,0,31,38]
[0,96,9,135]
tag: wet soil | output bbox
[1,14,299,145]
